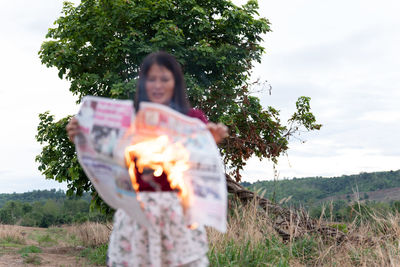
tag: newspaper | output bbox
[75,96,227,232]
[75,96,147,226]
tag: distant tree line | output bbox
[0,189,72,208]
[245,170,400,206]
[0,189,112,227]
[309,199,400,222]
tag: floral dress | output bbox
[107,192,209,267]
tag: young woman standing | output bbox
[67,51,228,267]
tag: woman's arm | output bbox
[187,109,228,144]
[66,117,79,143]
[207,122,228,144]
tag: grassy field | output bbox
[207,200,400,266]
[1,200,400,266]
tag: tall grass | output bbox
[66,221,111,247]
[208,198,276,252]
[207,199,304,266]
[0,224,26,245]
[64,200,400,266]
[3,199,400,266]
[207,198,400,266]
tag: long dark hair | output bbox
[135,51,191,114]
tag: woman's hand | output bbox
[66,117,79,143]
[207,122,229,144]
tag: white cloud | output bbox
[359,110,400,123]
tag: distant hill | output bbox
[322,187,400,203]
[0,189,91,208]
[245,169,400,207]
[0,189,106,227]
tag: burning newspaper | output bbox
[75,96,227,232]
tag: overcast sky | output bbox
[0,0,399,193]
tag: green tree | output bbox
[0,201,24,224]
[36,0,321,209]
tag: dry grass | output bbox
[65,221,112,247]
[3,202,400,266]
[0,224,26,245]
[207,198,400,266]
[207,198,278,251]
[315,211,400,266]
[0,222,112,248]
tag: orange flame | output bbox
[124,135,190,199]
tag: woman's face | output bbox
[145,64,175,105]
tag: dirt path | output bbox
[0,251,88,267]
[0,225,105,267]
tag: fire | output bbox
[124,135,190,198]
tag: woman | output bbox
[67,51,228,267]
